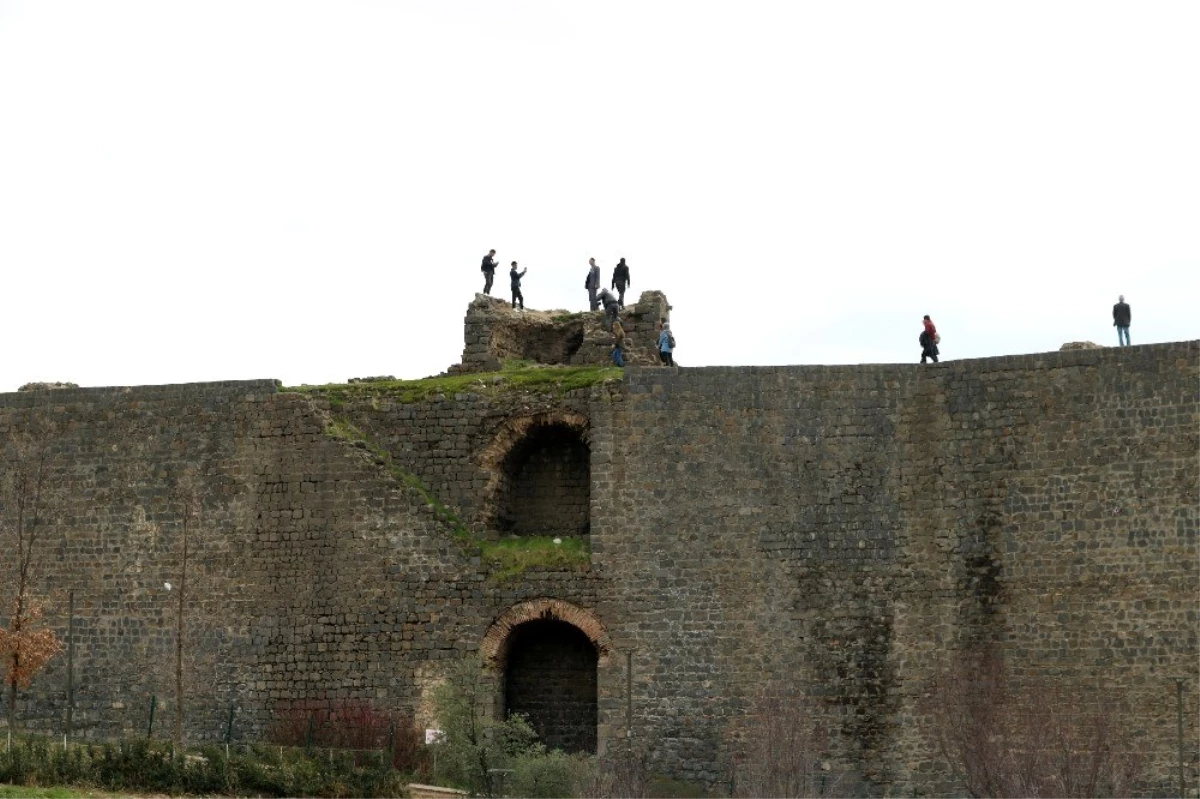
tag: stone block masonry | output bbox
[450,290,671,374]
[0,339,1195,795]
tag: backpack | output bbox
[668,331,676,348]
[584,273,590,289]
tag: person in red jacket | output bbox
[920,315,940,364]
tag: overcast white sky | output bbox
[1,1,1197,390]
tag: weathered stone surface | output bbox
[0,339,1195,796]
[17,381,79,391]
[448,291,671,374]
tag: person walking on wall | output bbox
[658,321,675,366]
[1113,294,1132,346]
[598,287,620,329]
[612,317,626,367]
[481,249,498,295]
[509,261,527,310]
[612,257,631,309]
[919,314,940,364]
[586,257,601,310]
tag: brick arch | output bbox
[476,412,590,534]
[480,598,611,666]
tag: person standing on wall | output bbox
[509,261,527,310]
[611,257,631,309]
[586,257,601,311]
[658,321,675,366]
[919,314,940,364]
[1113,294,1132,346]
[481,249,498,295]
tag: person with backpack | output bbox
[658,321,675,366]
[611,258,631,308]
[481,249,498,295]
[509,261,527,310]
[919,315,940,364]
[585,258,601,310]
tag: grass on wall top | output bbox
[283,362,622,406]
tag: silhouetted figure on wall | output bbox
[481,249,498,295]
[920,314,940,364]
[586,258,601,310]
[611,258,631,308]
[1113,295,1131,346]
[510,262,527,310]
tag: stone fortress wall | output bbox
[0,320,1195,794]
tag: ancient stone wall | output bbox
[0,380,609,744]
[0,340,1195,795]
[590,342,1198,792]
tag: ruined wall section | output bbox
[451,291,670,374]
[0,381,609,741]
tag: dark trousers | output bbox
[659,350,674,366]
[483,271,494,294]
[511,288,523,309]
[614,281,627,307]
[921,346,939,364]
[612,346,624,367]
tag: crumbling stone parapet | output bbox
[449,291,671,374]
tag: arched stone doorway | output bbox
[481,599,611,754]
[479,413,590,537]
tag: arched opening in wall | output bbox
[494,422,589,536]
[503,619,598,754]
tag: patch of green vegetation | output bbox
[285,363,621,403]
[0,788,101,799]
[648,774,713,798]
[481,535,590,583]
[322,416,470,539]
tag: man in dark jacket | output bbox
[1113,295,1131,346]
[611,258,631,308]
[509,261,527,310]
[481,250,498,295]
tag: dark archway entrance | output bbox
[497,422,589,536]
[503,618,598,753]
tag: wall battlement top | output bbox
[0,378,281,408]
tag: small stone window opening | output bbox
[495,422,589,537]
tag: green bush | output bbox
[509,747,578,798]
[0,733,408,797]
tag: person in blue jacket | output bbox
[658,321,675,366]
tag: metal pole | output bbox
[147,694,157,738]
[66,590,74,739]
[1177,678,1186,799]
[225,703,235,745]
[626,649,633,740]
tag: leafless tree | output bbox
[926,649,1142,797]
[727,680,844,798]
